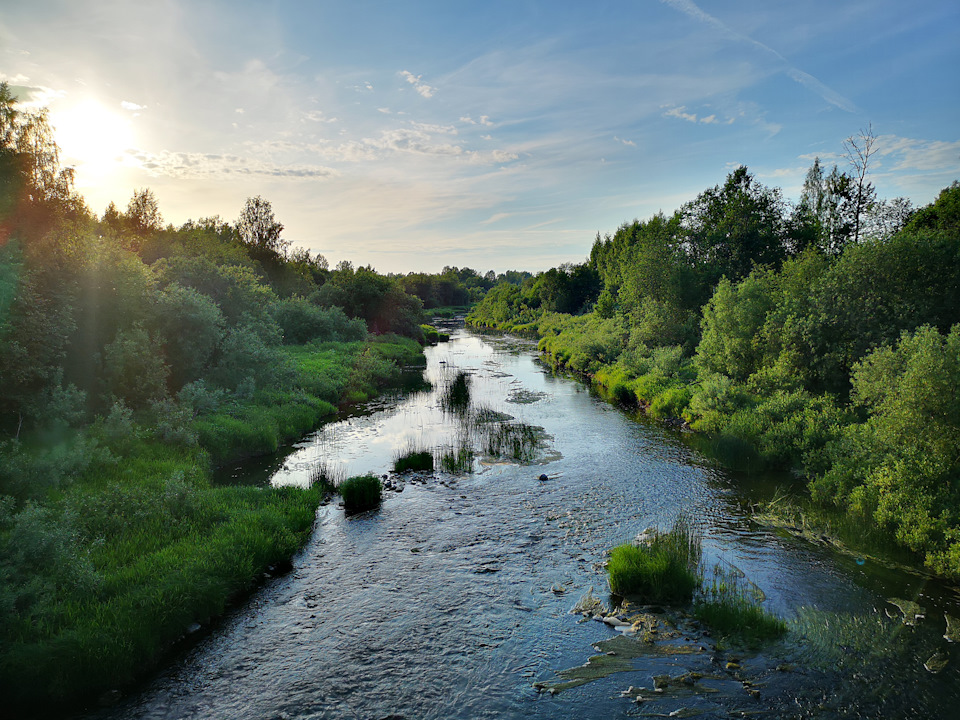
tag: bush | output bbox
[339,474,382,513]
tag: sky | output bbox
[2,0,958,273]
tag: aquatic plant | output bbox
[607,516,701,601]
[693,592,786,648]
[393,443,434,473]
[339,474,382,513]
[481,421,546,463]
[308,460,343,490]
[440,369,471,414]
[436,444,474,473]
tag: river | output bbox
[78,327,960,720]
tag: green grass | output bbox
[693,596,786,648]
[0,336,426,712]
[339,474,382,513]
[440,370,471,414]
[393,444,435,473]
[606,516,701,602]
[420,324,451,344]
[0,438,323,710]
[436,444,474,473]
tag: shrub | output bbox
[339,474,382,513]
[649,384,692,419]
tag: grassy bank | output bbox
[468,272,960,580]
[0,335,424,711]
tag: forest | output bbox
[470,154,960,581]
[0,82,516,708]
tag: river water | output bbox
[80,328,960,720]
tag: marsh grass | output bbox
[393,443,435,473]
[440,369,472,414]
[436,444,474,473]
[607,516,701,602]
[308,460,344,490]
[694,562,786,648]
[339,474,382,513]
[481,421,547,462]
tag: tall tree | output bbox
[236,195,288,258]
[125,188,163,241]
[843,124,878,245]
[680,166,787,283]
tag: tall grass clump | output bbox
[481,421,546,462]
[308,461,343,491]
[436,444,474,473]
[694,563,786,647]
[393,443,434,473]
[339,474,382,513]
[607,516,701,602]
[440,370,471,414]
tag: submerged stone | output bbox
[887,598,925,625]
[944,613,960,642]
[924,650,949,674]
[533,634,701,694]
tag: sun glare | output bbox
[50,99,135,181]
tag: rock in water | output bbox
[925,650,949,674]
[945,613,960,642]
[887,597,925,625]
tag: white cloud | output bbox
[663,105,699,123]
[461,115,494,127]
[400,70,436,98]
[875,135,960,173]
[662,104,735,126]
[410,121,458,135]
[120,100,145,111]
[124,147,340,180]
[303,110,336,123]
[614,136,636,147]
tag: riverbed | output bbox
[78,327,960,719]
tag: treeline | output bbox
[0,82,449,708]
[470,152,960,579]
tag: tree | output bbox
[680,166,787,284]
[798,158,857,254]
[843,124,878,245]
[236,195,288,258]
[124,188,163,238]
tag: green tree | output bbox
[679,166,787,284]
[236,195,288,258]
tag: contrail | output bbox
[660,0,858,113]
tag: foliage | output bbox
[606,517,701,602]
[811,325,960,577]
[693,593,786,648]
[393,445,434,473]
[339,474,382,513]
[272,296,366,345]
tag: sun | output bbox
[49,98,136,180]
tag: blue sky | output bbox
[2,0,958,272]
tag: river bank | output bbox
[66,328,960,720]
[0,334,425,714]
